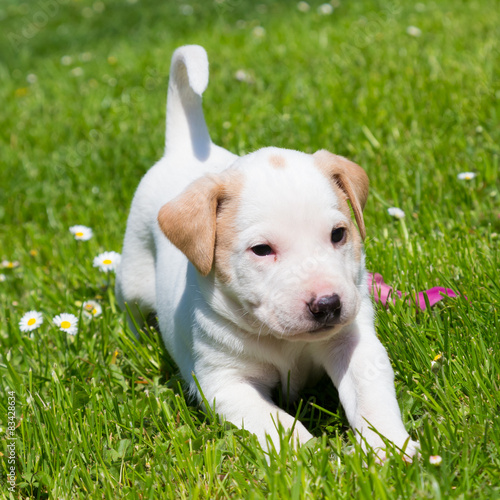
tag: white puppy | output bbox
[116,45,418,459]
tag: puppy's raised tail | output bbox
[165,45,212,161]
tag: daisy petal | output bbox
[82,300,102,318]
[69,225,93,241]
[53,313,79,335]
[387,207,405,219]
[93,251,121,273]
[457,172,477,180]
[19,311,44,332]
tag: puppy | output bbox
[116,45,418,459]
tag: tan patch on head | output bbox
[269,154,286,168]
[329,183,363,262]
[214,173,243,284]
[312,150,369,241]
[349,220,363,262]
[157,170,243,278]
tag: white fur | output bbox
[116,45,418,459]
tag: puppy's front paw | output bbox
[291,425,314,448]
[400,439,420,462]
[360,433,420,463]
[267,420,313,451]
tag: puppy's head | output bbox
[158,147,369,341]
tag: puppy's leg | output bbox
[198,374,313,451]
[322,313,418,459]
[116,226,156,334]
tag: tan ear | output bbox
[313,149,369,240]
[157,175,223,276]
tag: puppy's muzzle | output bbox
[307,294,342,326]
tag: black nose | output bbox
[307,294,342,325]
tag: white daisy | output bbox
[457,172,477,180]
[69,225,93,241]
[82,300,102,318]
[429,455,442,465]
[61,55,73,66]
[234,69,252,82]
[406,26,422,37]
[252,26,266,38]
[19,311,44,332]
[1,260,19,269]
[0,274,6,282]
[179,4,193,16]
[53,313,79,336]
[297,2,310,12]
[318,3,334,15]
[93,251,121,273]
[387,207,405,219]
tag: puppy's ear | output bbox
[158,175,223,276]
[313,149,369,240]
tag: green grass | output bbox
[1,0,499,497]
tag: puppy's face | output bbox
[158,148,369,341]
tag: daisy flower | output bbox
[69,225,93,241]
[318,3,334,15]
[93,251,121,273]
[457,172,477,180]
[60,55,73,66]
[252,26,266,38]
[1,260,19,269]
[0,274,6,282]
[297,2,310,12]
[387,207,405,219]
[53,313,79,336]
[234,69,253,83]
[82,300,102,318]
[429,455,442,465]
[406,26,422,37]
[179,4,193,16]
[19,311,44,332]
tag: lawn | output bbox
[1,0,499,498]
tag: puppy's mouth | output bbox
[308,323,338,334]
[283,309,352,340]
[238,294,353,340]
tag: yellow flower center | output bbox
[28,318,36,326]
[92,308,97,315]
[103,259,112,265]
[85,304,93,310]
[6,262,14,268]
[61,321,71,329]
[76,232,84,237]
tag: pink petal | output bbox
[367,272,402,306]
[368,272,462,310]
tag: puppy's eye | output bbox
[331,227,346,244]
[251,244,274,256]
